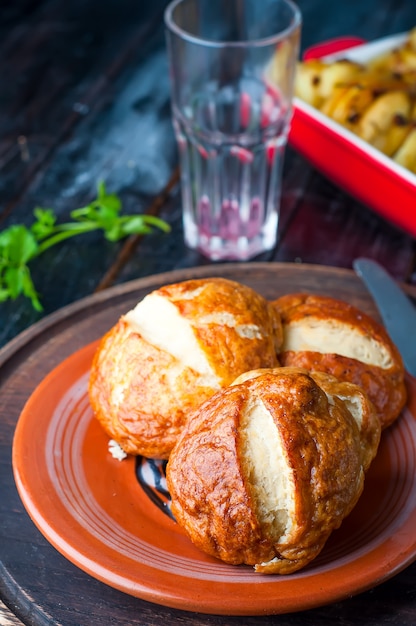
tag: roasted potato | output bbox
[295,27,416,174]
[295,59,362,108]
[393,102,416,171]
[357,90,412,154]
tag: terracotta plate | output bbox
[12,263,416,616]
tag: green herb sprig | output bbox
[0,181,170,311]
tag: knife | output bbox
[353,257,416,377]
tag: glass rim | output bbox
[164,0,301,48]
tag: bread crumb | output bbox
[108,439,128,461]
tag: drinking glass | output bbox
[165,0,301,261]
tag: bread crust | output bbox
[272,293,407,429]
[167,367,366,574]
[88,318,216,458]
[306,370,381,471]
[88,278,282,458]
[233,367,381,472]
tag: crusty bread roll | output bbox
[167,367,373,574]
[88,277,282,459]
[272,293,407,429]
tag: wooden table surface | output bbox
[1,0,416,624]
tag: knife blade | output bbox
[353,257,416,377]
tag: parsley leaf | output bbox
[0,181,170,310]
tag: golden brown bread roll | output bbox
[88,277,282,459]
[167,367,373,574]
[272,293,407,429]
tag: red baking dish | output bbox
[289,33,416,238]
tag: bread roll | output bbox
[272,293,407,429]
[88,277,282,459]
[167,367,371,574]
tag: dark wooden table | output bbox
[1,0,416,624]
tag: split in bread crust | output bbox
[88,277,282,458]
[167,367,375,574]
[272,293,407,429]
